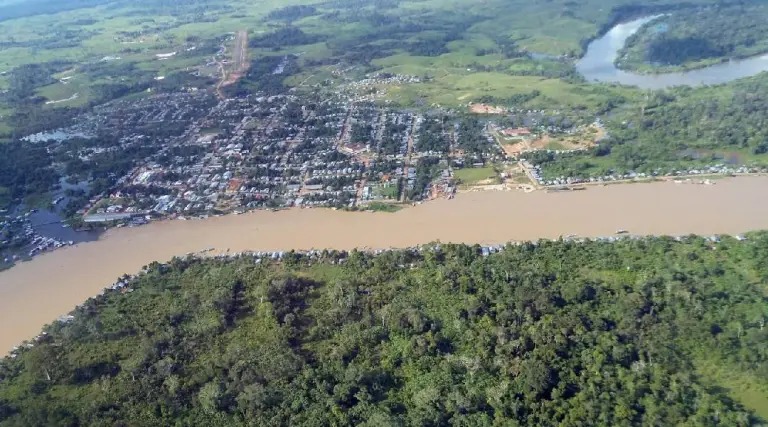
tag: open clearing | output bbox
[454,166,500,186]
[496,124,605,157]
[695,357,768,420]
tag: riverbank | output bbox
[1,176,768,352]
[614,4,768,76]
[616,53,768,75]
[577,16,768,89]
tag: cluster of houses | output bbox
[90,94,366,215]
[341,73,422,103]
[74,91,215,136]
[50,92,500,222]
[527,162,768,187]
[45,87,513,223]
[0,211,74,266]
[34,85,724,229]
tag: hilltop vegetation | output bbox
[1,236,767,425]
[619,4,768,73]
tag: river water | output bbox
[1,177,768,352]
[576,16,768,89]
[29,210,99,244]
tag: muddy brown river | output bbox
[2,177,768,352]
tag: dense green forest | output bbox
[619,3,768,72]
[525,76,768,179]
[0,141,57,209]
[1,236,767,425]
[226,56,294,97]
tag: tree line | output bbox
[620,2,768,71]
[1,235,766,425]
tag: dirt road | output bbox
[215,30,249,99]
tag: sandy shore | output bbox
[1,177,768,352]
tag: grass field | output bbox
[386,73,552,107]
[453,166,499,185]
[0,105,12,137]
[0,122,11,138]
[37,82,90,107]
[0,0,347,133]
[0,0,688,131]
[364,201,403,213]
[370,184,399,200]
[373,52,638,109]
[695,357,768,421]
[544,141,568,151]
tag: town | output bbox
[7,83,766,235]
[44,89,509,224]
[0,210,76,266]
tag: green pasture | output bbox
[453,166,499,185]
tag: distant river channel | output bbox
[576,16,768,89]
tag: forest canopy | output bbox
[1,235,767,425]
[619,4,768,72]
